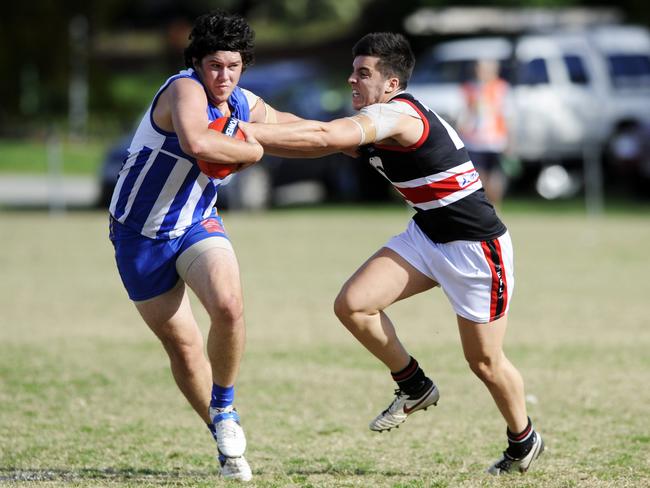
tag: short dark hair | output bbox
[184,10,255,70]
[352,32,415,89]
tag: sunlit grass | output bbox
[1,208,649,487]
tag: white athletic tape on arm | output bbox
[360,102,419,142]
[345,117,366,145]
[264,103,277,124]
[240,88,260,109]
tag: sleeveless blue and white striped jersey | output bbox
[109,68,256,240]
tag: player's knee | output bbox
[173,343,203,371]
[205,294,244,326]
[466,356,500,385]
[334,290,379,333]
[159,333,203,368]
[333,289,368,321]
[333,290,352,321]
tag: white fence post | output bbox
[47,130,65,214]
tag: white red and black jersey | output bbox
[359,93,506,243]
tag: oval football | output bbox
[197,117,245,178]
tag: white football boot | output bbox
[219,453,252,482]
[209,405,247,458]
[487,432,545,475]
[369,379,439,432]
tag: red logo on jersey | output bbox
[201,218,225,234]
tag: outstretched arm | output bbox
[241,103,424,158]
[240,115,376,158]
[248,96,303,124]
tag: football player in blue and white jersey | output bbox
[108,10,298,482]
[242,32,543,475]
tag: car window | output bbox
[412,60,473,83]
[563,55,590,85]
[607,54,650,88]
[516,58,549,85]
[412,59,512,84]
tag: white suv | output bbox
[408,25,650,187]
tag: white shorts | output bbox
[384,220,514,323]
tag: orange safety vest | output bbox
[460,79,509,151]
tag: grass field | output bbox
[0,140,107,175]
[1,206,649,487]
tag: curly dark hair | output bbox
[183,10,255,70]
[352,32,415,89]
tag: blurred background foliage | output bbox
[0,0,650,208]
[2,0,648,139]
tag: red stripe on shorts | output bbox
[481,238,508,321]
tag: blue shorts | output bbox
[109,210,230,301]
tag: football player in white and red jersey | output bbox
[242,32,543,475]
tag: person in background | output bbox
[457,59,511,207]
[242,32,543,475]
[108,10,297,482]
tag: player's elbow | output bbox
[313,133,334,150]
[179,136,206,159]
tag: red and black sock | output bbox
[391,356,428,396]
[506,417,536,459]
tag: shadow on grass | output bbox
[0,467,215,482]
[1,467,411,484]
[284,465,406,477]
